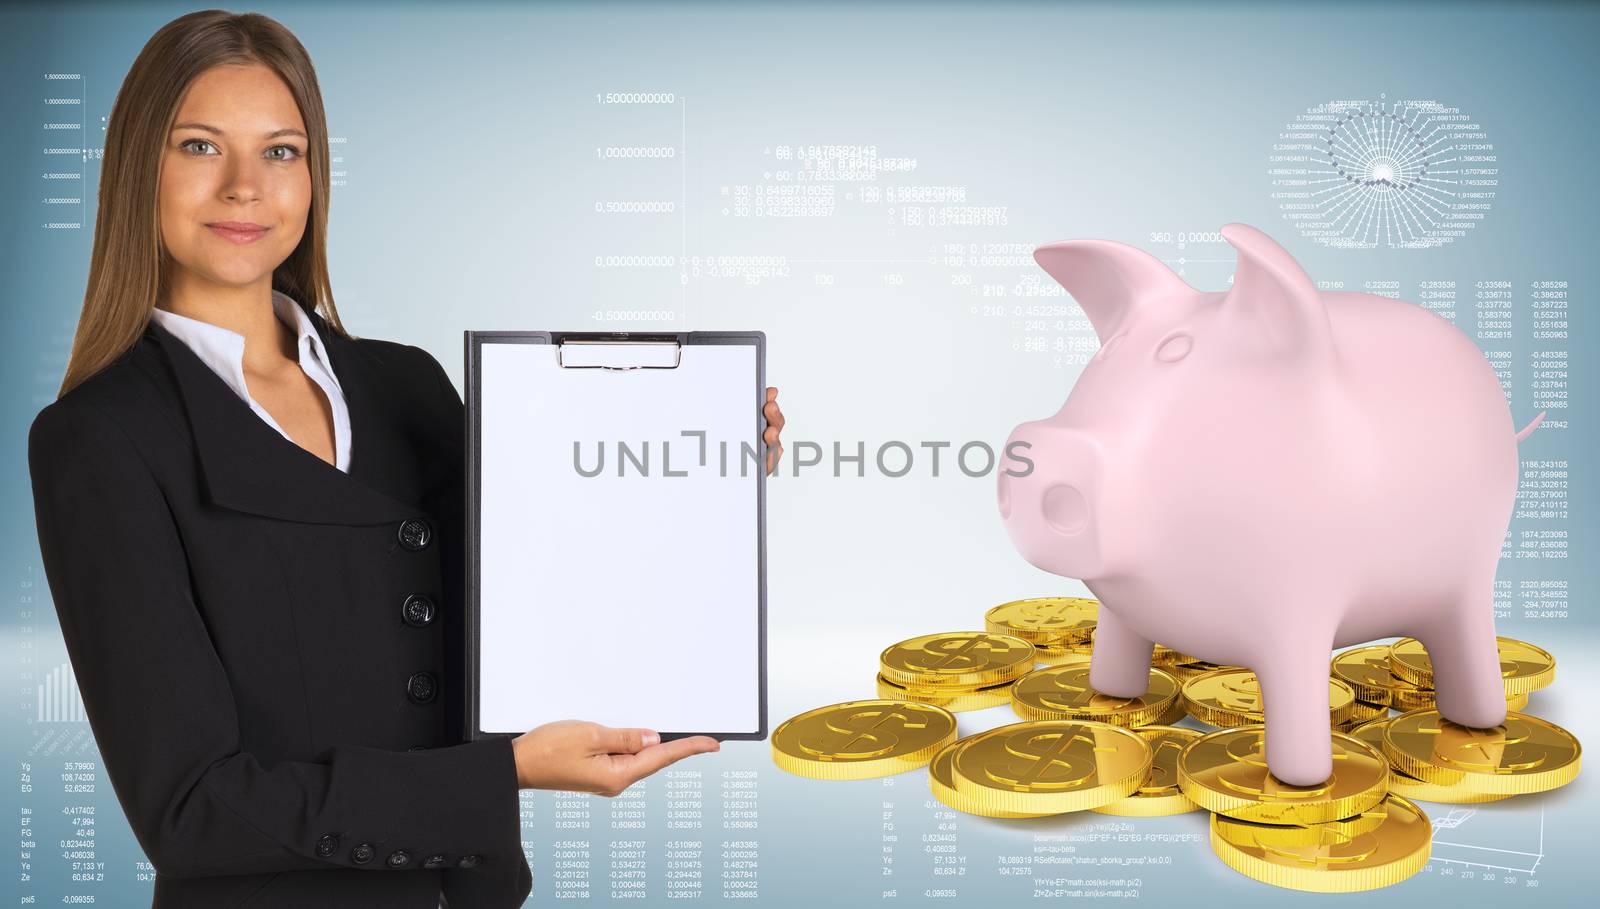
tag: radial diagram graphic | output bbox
[1269,97,1497,249]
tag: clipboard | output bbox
[464,331,767,744]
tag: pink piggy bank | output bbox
[997,222,1545,785]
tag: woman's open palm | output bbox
[512,720,720,796]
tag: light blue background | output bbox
[2,1,1595,905]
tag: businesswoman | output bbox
[27,11,785,909]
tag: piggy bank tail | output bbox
[1515,411,1547,443]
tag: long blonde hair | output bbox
[59,9,349,398]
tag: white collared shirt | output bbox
[150,289,352,472]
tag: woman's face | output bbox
[158,63,311,290]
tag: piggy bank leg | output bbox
[1256,648,1335,785]
[1419,587,1508,729]
[1087,607,1155,698]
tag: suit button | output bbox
[402,593,437,627]
[423,853,449,869]
[351,843,375,864]
[397,518,432,551]
[406,671,438,704]
[315,833,339,857]
[386,849,411,868]
[458,854,482,868]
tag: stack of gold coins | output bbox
[1178,725,1431,892]
[1330,646,1410,725]
[1385,636,1551,712]
[926,719,1152,817]
[1377,708,1581,799]
[984,597,1097,664]
[1063,631,1095,656]
[1010,661,1185,726]
[771,700,959,779]
[1209,796,1432,892]
[1181,667,1357,728]
[876,631,1036,712]
[1345,715,1507,804]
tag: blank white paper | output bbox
[477,341,762,735]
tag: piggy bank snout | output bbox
[998,423,1105,580]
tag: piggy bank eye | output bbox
[1154,332,1193,363]
[1093,332,1126,362]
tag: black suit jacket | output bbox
[27,311,532,908]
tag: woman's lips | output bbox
[206,223,269,244]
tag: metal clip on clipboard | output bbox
[556,338,684,370]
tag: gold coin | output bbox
[926,738,1049,818]
[950,720,1150,815]
[1092,725,1203,816]
[1388,672,1435,712]
[984,596,1097,645]
[1176,725,1390,824]
[1388,636,1555,695]
[1156,695,1187,724]
[1210,795,1431,892]
[1215,800,1391,848]
[1331,646,1405,705]
[1381,708,1581,796]
[1349,717,1507,804]
[875,671,1015,695]
[876,673,1014,712]
[1033,643,1092,666]
[1151,644,1195,667]
[1182,668,1356,728]
[771,700,958,780]
[1391,690,1430,711]
[1037,625,1098,657]
[1388,681,1530,713]
[1065,631,1096,655]
[1010,663,1180,726]
[1348,699,1388,723]
[880,632,1036,688]
[1169,659,1241,684]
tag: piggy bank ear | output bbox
[1220,223,1335,364]
[1034,239,1193,343]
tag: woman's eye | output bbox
[176,139,301,162]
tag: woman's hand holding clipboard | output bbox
[511,721,720,797]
